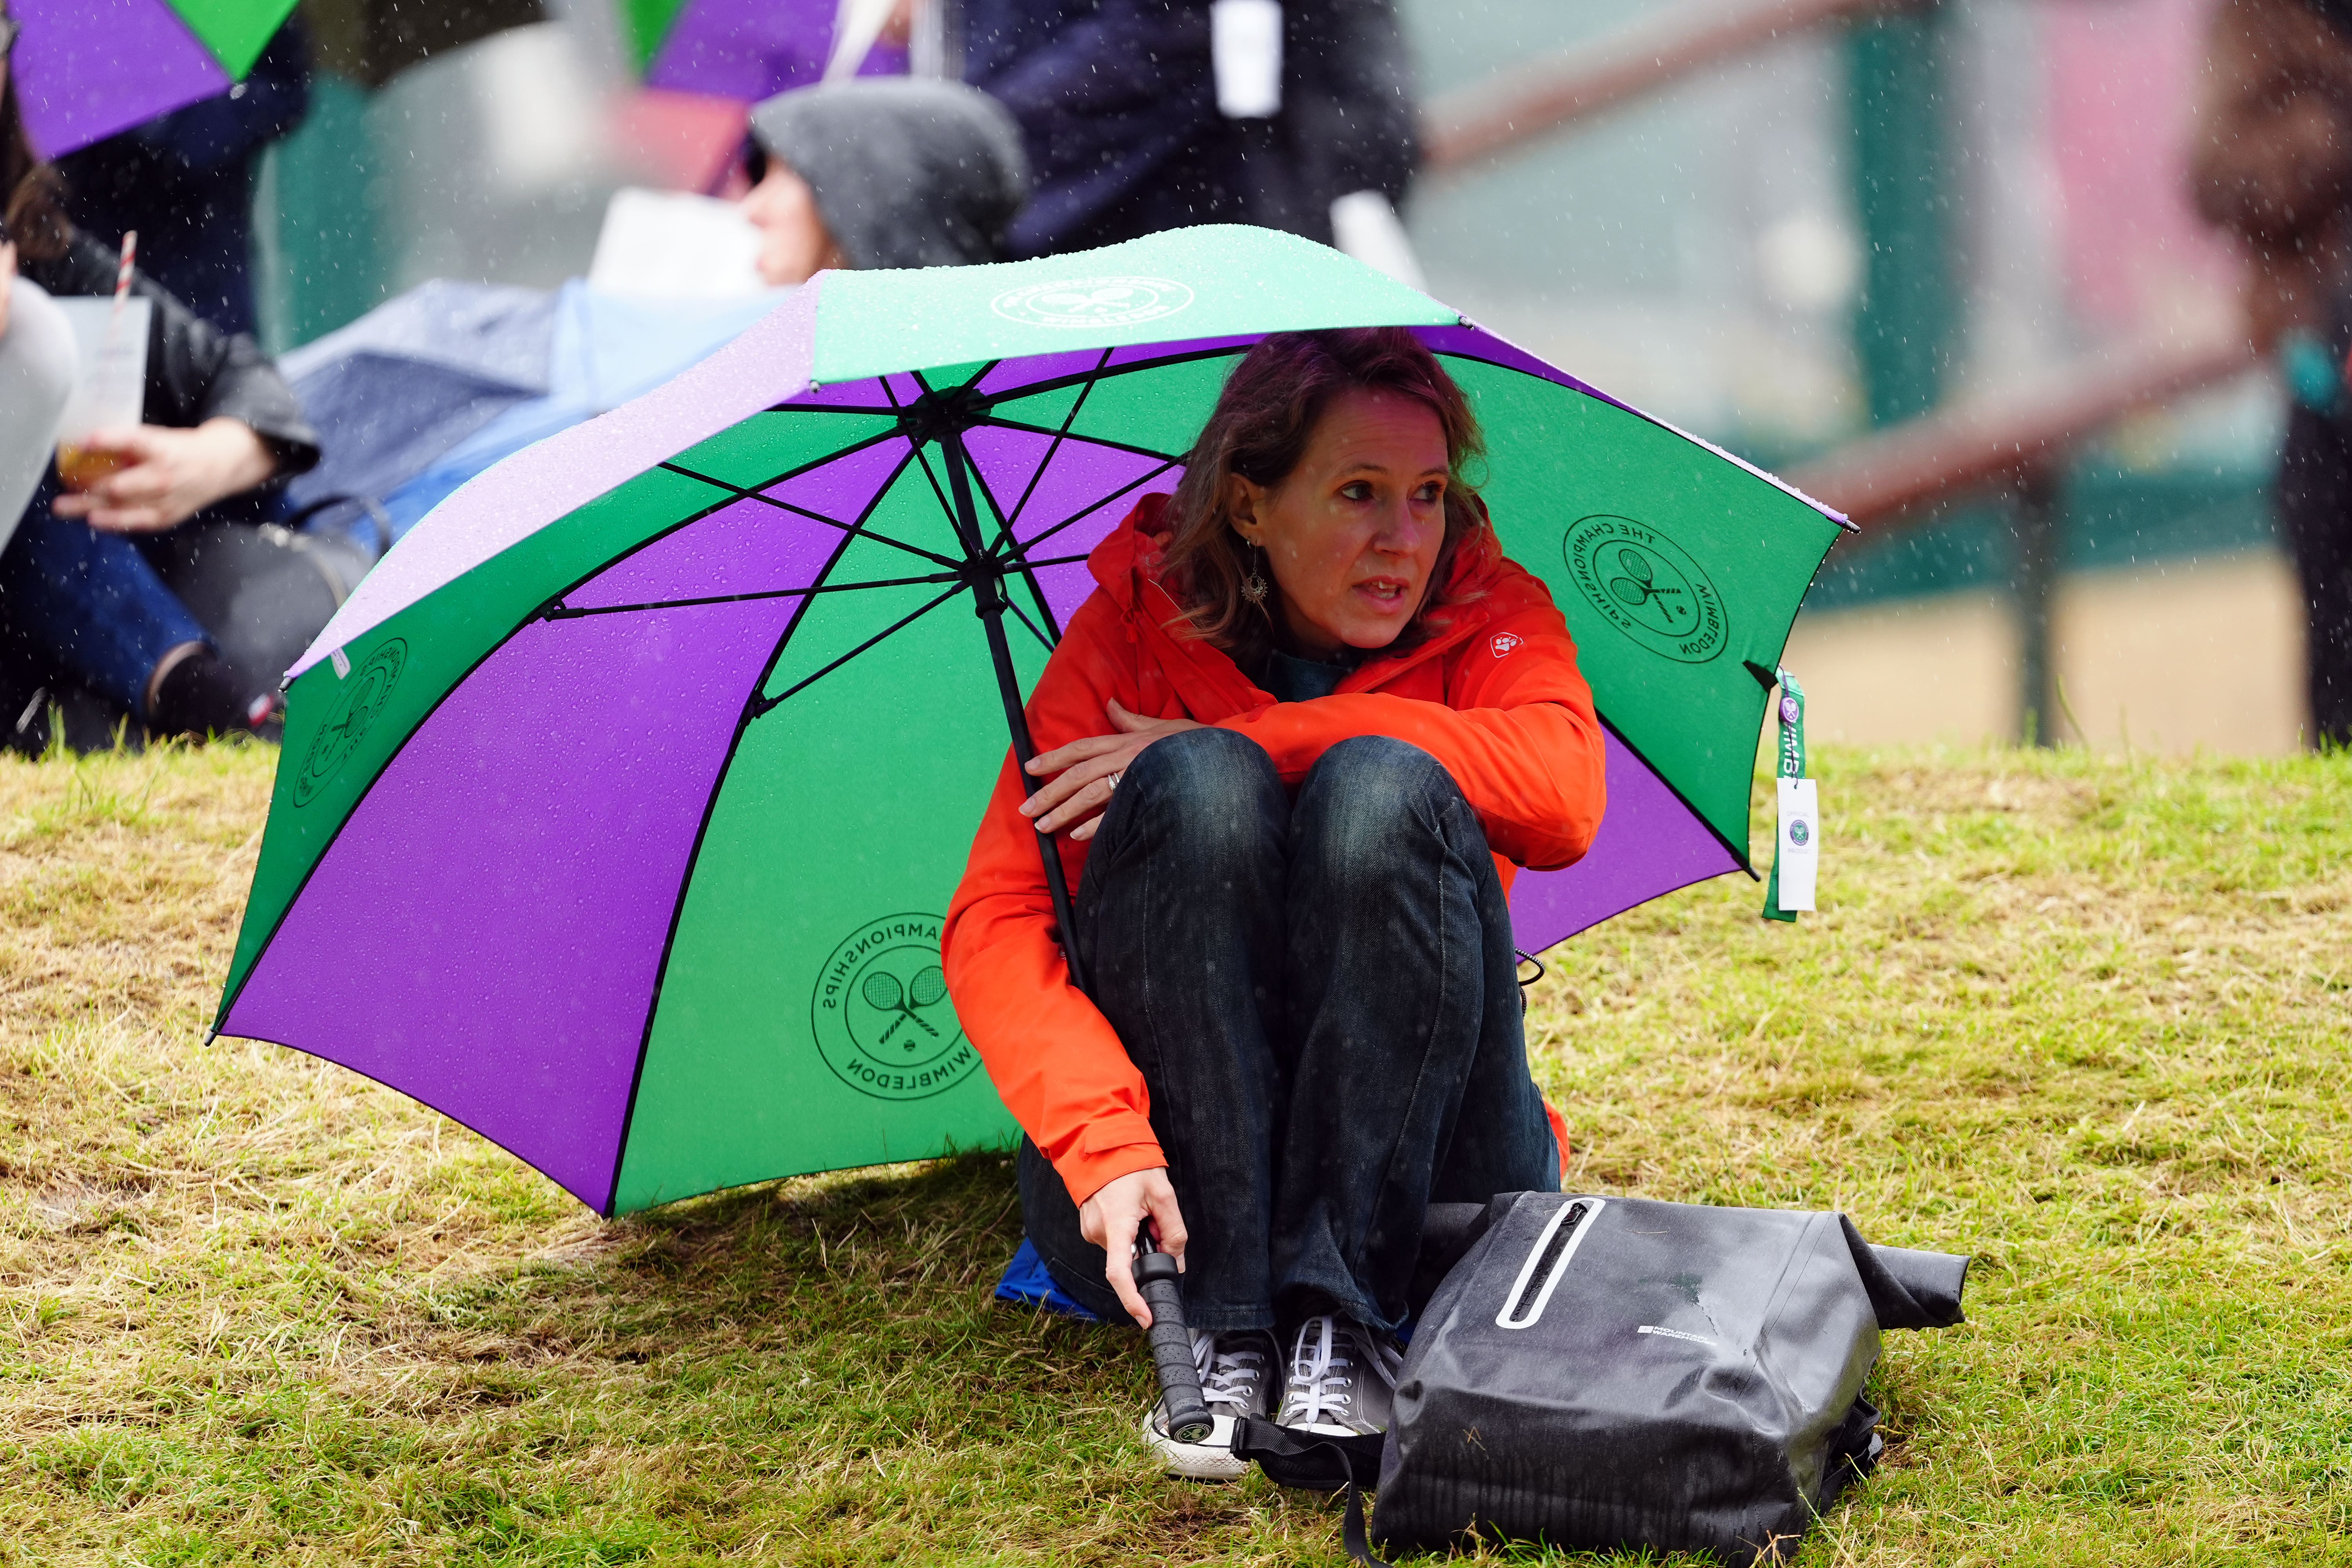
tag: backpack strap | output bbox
[1230,1418,1387,1566]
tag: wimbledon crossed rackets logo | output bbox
[989,275,1196,329]
[810,913,979,1101]
[294,639,407,808]
[1561,515,1730,665]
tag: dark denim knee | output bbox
[1292,735,1479,884]
[1104,725,1285,866]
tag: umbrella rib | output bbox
[546,570,965,618]
[998,348,1114,536]
[542,555,1091,620]
[980,417,1186,465]
[911,361,1005,396]
[1000,593,1055,653]
[976,343,1250,408]
[749,582,968,718]
[995,457,1183,559]
[878,377,974,543]
[905,442,962,540]
[962,422,1091,648]
[657,456,960,571]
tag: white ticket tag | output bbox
[1775,777,1818,912]
[331,646,351,680]
[1211,0,1283,118]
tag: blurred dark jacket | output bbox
[750,79,1030,268]
[955,0,1417,259]
[57,20,310,339]
[2190,0,2352,348]
[24,233,321,474]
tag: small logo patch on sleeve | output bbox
[1490,633,1524,658]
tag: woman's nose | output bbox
[1372,500,1434,554]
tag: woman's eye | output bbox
[1340,481,1374,502]
[1414,482,1445,504]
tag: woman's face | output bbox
[742,161,844,286]
[1227,388,1450,658]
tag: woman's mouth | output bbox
[1353,577,1415,613]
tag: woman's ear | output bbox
[1225,473,1264,544]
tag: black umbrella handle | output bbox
[1136,1236,1212,1443]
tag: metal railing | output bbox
[1419,0,2270,743]
[1423,0,1899,176]
[1784,332,2261,742]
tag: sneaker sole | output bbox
[1142,1410,1249,1481]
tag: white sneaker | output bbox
[1276,1314,1403,1437]
[1142,1327,1278,1480]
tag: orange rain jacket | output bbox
[942,494,1609,1206]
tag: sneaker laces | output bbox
[1282,1315,1397,1428]
[1192,1330,1269,1414]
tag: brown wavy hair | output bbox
[1160,328,1488,669]
[2,46,71,261]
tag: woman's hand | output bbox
[53,418,278,532]
[1079,1165,1188,1327]
[0,241,16,340]
[1020,699,1204,840]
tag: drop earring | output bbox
[1241,544,1269,607]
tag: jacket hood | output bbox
[748,80,1030,270]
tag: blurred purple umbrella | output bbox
[624,0,906,103]
[10,0,297,157]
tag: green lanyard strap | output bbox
[1763,668,1808,924]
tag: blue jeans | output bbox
[0,478,210,717]
[1019,729,1560,1336]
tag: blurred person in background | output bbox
[0,16,320,743]
[952,0,1417,261]
[2192,0,2352,746]
[0,9,71,550]
[741,76,1029,281]
[57,19,308,338]
[289,78,1026,548]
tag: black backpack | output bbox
[1236,1192,1967,1566]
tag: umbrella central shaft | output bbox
[935,420,1093,995]
[960,559,1010,615]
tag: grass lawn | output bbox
[1,739,2347,1565]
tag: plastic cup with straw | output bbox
[54,231,150,493]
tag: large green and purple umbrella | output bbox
[212,226,1848,1216]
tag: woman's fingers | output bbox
[1020,746,1129,822]
[1102,1221,1150,1327]
[1029,770,1119,835]
[1080,1168,1172,1328]
[1143,1179,1188,1269]
[1025,731,1125,777]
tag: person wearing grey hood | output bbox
[741,78,1029,285]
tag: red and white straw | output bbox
[104,230,136,343]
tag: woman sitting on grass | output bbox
[943,328,1608,1476]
